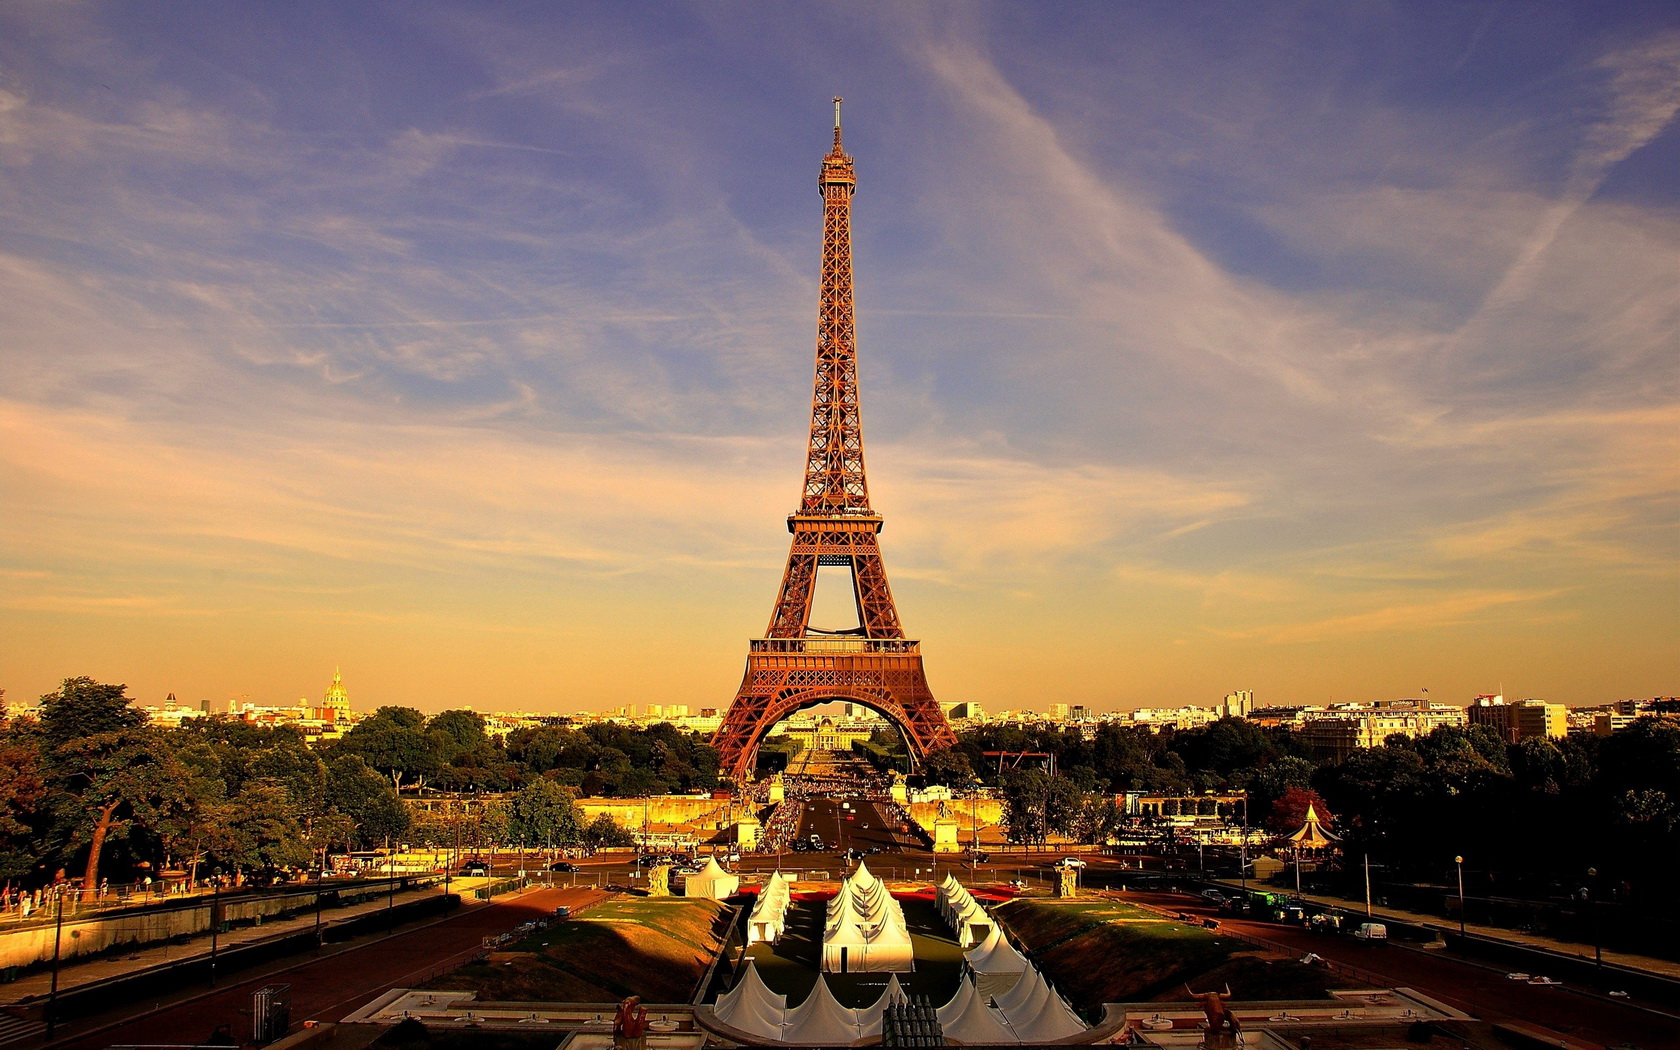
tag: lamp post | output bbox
[209,867,223,986]
[1586,867,1602,972]
[1454,856,1466,936]
[45,892,64,1038]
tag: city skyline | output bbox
[3,2,1677,714]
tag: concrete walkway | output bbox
[0,878,491,1008]
[1209,877,1680,981]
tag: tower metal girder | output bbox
[713,101,955,780]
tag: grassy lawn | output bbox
[738,897,966,1010]
[426,897,731,1004]
[994,898,1364,1010]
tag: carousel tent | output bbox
[685,857,740,900]
[711,959,787,1040]
[780,974,861,1046]
[1286,802,1340,850]
[995,969,1086,1042]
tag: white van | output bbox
[1353,922,1388,941]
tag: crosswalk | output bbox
[0,1010,45,1047]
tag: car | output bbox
[1060,857,1088,869]
[1201,890,1228,905]
[1527,976,1560,986]
[460,861,489,876]
[1504,972,1531,981]
[548,862,578,873]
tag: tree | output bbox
[37,677,146,750]
[47,725,164,889]
[583,813,635,848]
[428,710,488,764]
[336,707,443,792]
[0,701,47,883]
[213,781,311,873]
[1000,770,1051,844]
[920,747,975,788]
[1267,786,1331,835]
[323,755,409,847]
[505,779,582,847]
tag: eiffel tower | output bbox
[711,100,957,781]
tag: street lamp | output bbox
[209,867,223,986]
[1454,856,1465,936]
[45,891,65,1038]
[1586,867,1602,972]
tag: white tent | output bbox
[938,975,1021,1046]
[996,969,1086,1042]
[748,872,792,944]
[822,861,914,972]
[992,962,1041,1014]
[781,974,861,1046]
[685,857,740,899]
[964,922,1028,978]
[857,973,906,1038]
[820,911,875,973]
[712,959,787,1040]
[949,897,991,948]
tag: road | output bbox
[52,886,604,1049]
[793,796,917,855]
[1125,889,1679,1048]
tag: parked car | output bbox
[1201,890,1228,905]
[1059,857,1088,869]
[549,862,578,873]
[1352,922,1388,941]
[460,861,489,876]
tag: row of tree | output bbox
[918,716,1679,904]
[0,678,711,890]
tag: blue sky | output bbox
[1,1,1675,713]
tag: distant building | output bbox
[1223,690,1255,718]
[318,668,352,725]
[1046,702,1069,720]
[944,701,985,721]
[1070,704,1089,721]
[1466,695,1566,743]
[145,692,207,729]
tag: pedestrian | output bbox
[99,878,109,901]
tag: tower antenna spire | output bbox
[833,96,843,146]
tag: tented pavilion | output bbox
[820,860,914,973]
[685,856,740,899]
[1286,802,1340,854]
[748,870,793,945]
[963,921,1028,1000]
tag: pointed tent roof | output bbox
[997,971,1085,1042]
[964,922,1028,975]
[863,974,906,1015]
[1287,802,1340,847]
[858,974,905,1038]
[850,858,879,889]
[940,978,1020,1046]
[698,856,731,878]
[993,963,1044,1016]
[937,972,981,1029]
[712,959,787,1038]
[782,974,860,1046]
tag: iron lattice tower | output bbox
[711,101,957,780]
